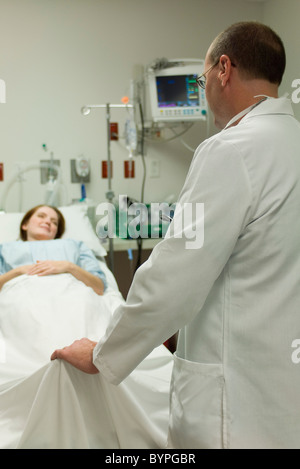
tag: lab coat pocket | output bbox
[168,354,225,449]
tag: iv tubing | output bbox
[0,162,62,212]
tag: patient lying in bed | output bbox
[0,205,107,295]
[0,205,173,449]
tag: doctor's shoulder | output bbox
[192,129,243,167]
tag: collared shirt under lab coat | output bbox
[93,97,300,449]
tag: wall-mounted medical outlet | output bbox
[150,159,160,178]
[70,159,90,183]
[40,159,61,184]
[110,123,119,141]
[124,160,135,178]
[102,160,113,179]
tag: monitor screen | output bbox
[148,61,207,122]
[156,74,199,108]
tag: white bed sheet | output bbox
[0,266,173,449]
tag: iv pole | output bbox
[81,103,133,273]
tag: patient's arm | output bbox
[27,260,105,295]
[0,265,35,290]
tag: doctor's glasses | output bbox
[196,60,236,89]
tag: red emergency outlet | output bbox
[124,160,135,178]
[110,123,119,141]
[0,163,3,181]
[102,161,113,178]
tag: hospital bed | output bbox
[0,205,173,449]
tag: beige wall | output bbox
[0,0,266,211]
[263,0,300,119]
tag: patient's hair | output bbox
[20,205,65,241]
[208,21,286,85]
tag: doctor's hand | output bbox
[50,338,99,375]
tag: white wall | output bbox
[263,0,300,119]
[0,0,264,212]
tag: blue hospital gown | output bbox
[0,239,107,290]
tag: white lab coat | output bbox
[94,97,300,449]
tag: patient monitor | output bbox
[147,59,207,122]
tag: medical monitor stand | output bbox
[81,103,134,274]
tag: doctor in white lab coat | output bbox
[52,22,300,449]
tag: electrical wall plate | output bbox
[0,79,6,103]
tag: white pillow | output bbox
[0,205,107,257]
[60,205,106,257]
[0,212,23,243]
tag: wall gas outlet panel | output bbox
[71,158,90,183]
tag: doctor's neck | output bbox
[221,79,279,129]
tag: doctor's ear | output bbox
[218,55,233,87]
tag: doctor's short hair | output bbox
[209,21,286,85]
[19,205,66,241]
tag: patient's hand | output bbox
[18,264,37,274]
[50,338,99,374]
[27,260,70,276]
[26,261,104,295]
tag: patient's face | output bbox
[22,206,59,241]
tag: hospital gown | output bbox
[0,239,107,290]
